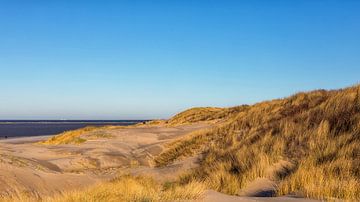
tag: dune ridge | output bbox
[155,84,360,200]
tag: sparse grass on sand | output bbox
[166,106,246,126]
[39,126,97,145]
[0,175,205,202]
[155,84,360,200]
[39,126,123,145]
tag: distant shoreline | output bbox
[0,120,148,124]
[0,134,52,143]
[0,120,147,139]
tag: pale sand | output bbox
[201,190,319,202]
[0,123,208,197]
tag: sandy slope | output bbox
[0,124,207,197]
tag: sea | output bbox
[0,120,147,139]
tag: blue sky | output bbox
[1,1,359,119]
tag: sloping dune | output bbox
[0,123,209,198]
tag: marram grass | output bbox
[156,84,360,200]
[0,175,205,202]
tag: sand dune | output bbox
[0,123,208,198]
[3,85,359,201]
[0,122,320,201]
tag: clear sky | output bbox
[1,1,359,120]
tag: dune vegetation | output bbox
[166,106,246,126]
[0,175,205,202]
[39,126,123,145]
[39,126,98,145]
[155,84,360,200]
[4,84,359,201]
[140,106,244,127]
[49,175,205,202]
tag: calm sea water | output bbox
[0,120,147,139]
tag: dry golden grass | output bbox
[86,131,114,139]
[154,128,214,166]
[0,175,205,202]
[155,84,360,200]
[39,126,98,145]
[166,106,247,126]
[39,125,129,145]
